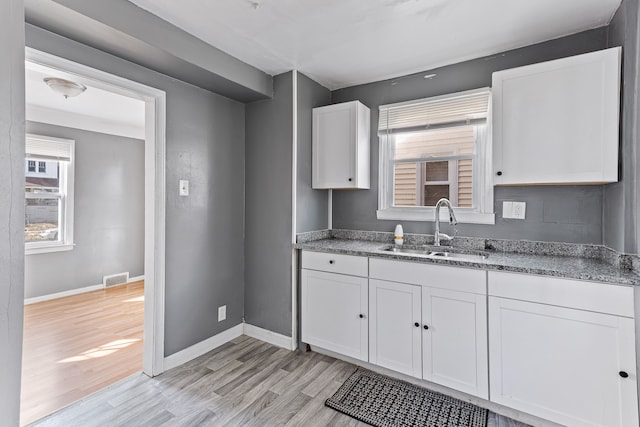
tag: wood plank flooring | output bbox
[31,335,529,427]
[21,281,144,426]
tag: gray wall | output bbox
[245,72,294,337]
[331,28,610,244]
[296,72,331,233]
[26,24,246,357]
[0,0,25,424]
[605,0,640,254]
[26,0,272,102]
[24,122,144,299]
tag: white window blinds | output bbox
[378,87,491,135]
[25,135,74,162]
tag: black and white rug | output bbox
[326,368,488,427]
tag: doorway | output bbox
[20,48,167,424]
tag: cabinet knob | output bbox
[496,171,503,176]
[620,371,629,378]
[414,322,420,327]
[423,325,429,330]
[348,178,353,182]
[359,314,365,319]
[329,260,334,264]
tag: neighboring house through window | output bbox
[25,134,75,254]
[377,88,494,224]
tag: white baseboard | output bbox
[243,323,295,350]
[24,284,104,305]
[24,275,147,305]
[163,323,244,371]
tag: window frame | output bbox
[25,134,75,255]
[376,90,495,224]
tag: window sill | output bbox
[26,243,75,255]
[377,207,495,224]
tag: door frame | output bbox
[25,47,167,376]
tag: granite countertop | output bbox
[294,237,640,286]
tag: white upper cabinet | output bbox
[492,47,621,185]
[312,101,370,189]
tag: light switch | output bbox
[502,201,513,218]
[218,305,226,322]
[179,179,189,196]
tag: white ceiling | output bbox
[26,61,146,139]
[128,0,622,90]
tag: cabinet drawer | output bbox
[301,251,368,277]
[488,271,634,317]
[369,258,485,294]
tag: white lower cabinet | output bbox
[368,262,488,399]
[301,268,368,361]
[422,286,488,399]
[489,272,638,427]
[369,279,422,377]
[301,253,639,427]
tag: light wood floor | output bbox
[21,281,144,426]
[31,335,528,427]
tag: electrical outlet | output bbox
[513,202,526,219]
[218,305,226,322]
[179,179,189,196]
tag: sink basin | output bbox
[383,246,488,261]
[428,251,488,261]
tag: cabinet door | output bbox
[312,101,370,189]
[489,297,638,427]
[493,47,620,185]
[369,279,422,378]
[313,103,356,189]
[301,269,368,361]
[422,286,488,399]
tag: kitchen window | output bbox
[377,88,495,224]
[25,134,75,254]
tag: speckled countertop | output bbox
[294,230,640,286]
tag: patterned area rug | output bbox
[326,368,488,427]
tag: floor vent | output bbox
[103,272,130,288]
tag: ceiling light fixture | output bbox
[424,74,437,79]
[43,77,87,99]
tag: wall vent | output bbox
[103,272,130,288]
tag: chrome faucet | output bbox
[434,198,458,246]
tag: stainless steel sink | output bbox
[427,251,488,261]
[383,246,488,261]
